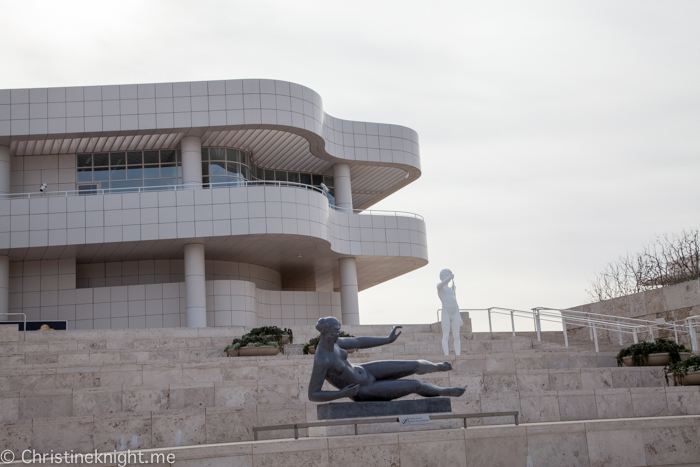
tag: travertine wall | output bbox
[76,259,281,290]
[9,153,76,194]
[6,261,338,329]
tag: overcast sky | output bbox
[1,0,698,330]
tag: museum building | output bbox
[0,79,427,329]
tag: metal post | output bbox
[294,424,299,440]
[510,310,516,337]
[488,309,493,337]
[463,417,468,429]
[535,309,541,342]
[592,323,599,353]
[587,315,593,340]
[688,319,698,352]
[514,414,519,426]
[561,315,569,347]
[633,327,638,344]
[617,324,623,346]
[648,325,654,342]
[673,324,678,343]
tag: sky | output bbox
[1,0,698,331]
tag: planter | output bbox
[307,346,356,355]
[226,349,239,357]
[668,371,700,386]
[277,335,291,345]
[238,345,280,357]
[622,352,692,367]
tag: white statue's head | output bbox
[439,269,452,281]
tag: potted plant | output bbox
[665,354,700,386]
[303,331,355,355]
[238,335,281,356]
[615,338,691,367]
[224,338,241,357]
[246,326,294,345]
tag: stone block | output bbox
[169,383,215,410]
[0,324,19,342]
[92,412,152,451]
[586,429,646,467]
[558,391,597,421]
[594,388,634,419]
[205,406,257,443]
[399,429,467,467]
[580,369,613,390]
[72,387,122,415]
[214,381,258,407]
[516,370,550,393]
[0,419,32,456]
[122,387,169,412]
[519,393,561,423]
[631,387,669,417]
[151,409,206,448]
[317,398,452,420]
[549,369,582,390]
[464,427,528,467]
[32,415,94,453]
[20,389,73,419]
[328,433,400,467]
[527,426,589,467]
[483,374,517,394]
[642,423,700,466]
[666,386,700,415]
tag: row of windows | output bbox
[76,148,335,192]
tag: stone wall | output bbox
[568,279,700,344]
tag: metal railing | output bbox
[439,306,694,353]
[253,411,519,440]
[0,181,424,220]
[0,313,27,341]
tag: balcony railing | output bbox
[0,181,425,220]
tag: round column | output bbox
[0,146,11,194]
[338,257,360,325]
[184,243,207,327]
[181,136,203,190]
[0,256,8,320]
[332,163,353,211]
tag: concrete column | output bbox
[0,146,11,194]
[338,257,360,325]
[184,243,207,327]
[332,163,353,211]
[181,136,203,190]
[0,256,8,320]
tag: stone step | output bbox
[2,386,698,454]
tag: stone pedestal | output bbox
[317,397,452,420]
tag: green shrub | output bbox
[303,331,354,354]
[615,338,690,367]
[246,326,293,343]
[664,354,700,386]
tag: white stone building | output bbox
[0,79,427,330]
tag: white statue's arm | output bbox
[437,273,454,289]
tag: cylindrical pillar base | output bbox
[0,146,11,194]
[184,243,207,327]
[332,163,353,211]
[0,256,8,320]
[181,136,203,190]
[338,257,360,325]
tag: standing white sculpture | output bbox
[437,269,462,356]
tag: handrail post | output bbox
[617,324,623,346]
[592,322,599,353]
[633,327,638,344]
[535,309,541,342]
[561,315,568,347]
[673,323,678,344]
[648,325,654,342]
[587,314,593,340]
[488,309,493,338]
[294,424,299,440]
[688,318,698,352]
[510,310,515,337]
[463,417,468,429]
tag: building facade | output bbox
[0,79,427,329]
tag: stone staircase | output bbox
[0,323,699,462]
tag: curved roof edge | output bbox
[0,79,421,208]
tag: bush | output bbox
[303,331,354,354]
[665,354,700,386]
[615,338,690,367]
[246,326,293,343]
